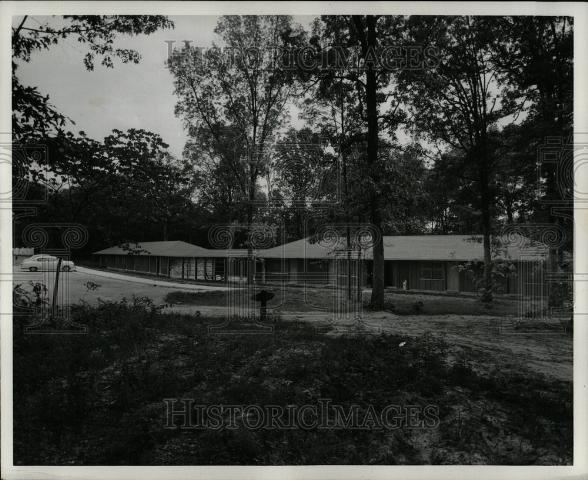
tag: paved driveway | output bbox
[13,266,230,306]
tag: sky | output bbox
[13,14,516,162]
[14,15,315,158]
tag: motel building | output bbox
[94,234,548,295]
[94,241,249,283]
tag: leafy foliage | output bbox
[13,15,173,143]
[13,300,572,465]
[14,128,203,254]
[168,15,307,225]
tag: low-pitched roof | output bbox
[259,235,548,261]
[94,235,548,261]
[94,241,247,258]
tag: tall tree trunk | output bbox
[339,94,352,301]
[480,161,493,303]
[247,178,255,285]
[481,217,492,302]
[371,208,385,308]
[505,197,514,224]
[365,16,385,309]
[343,156,352,301]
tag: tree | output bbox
[296,35,367,300]
[270,128,336,240]
[493,16,572,139]
[377,143,428,235]
[493,16,574,265]
[168,15,306,282]
[182,132,250,226]
[12,15,173,145]
[492,124,541,225]
[19,129,200,254]
[11,14,177,255]
[309,15,407,309]
[400,16,522,302]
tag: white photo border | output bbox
[1,2,586,479]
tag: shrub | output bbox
[13,299,572,466]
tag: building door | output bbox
[158,257,169,277]
[384,261,394,287]
[447,262,460,291]
[398,262,410,290]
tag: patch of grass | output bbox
[165,287,539,317]
[164,288,359,313]
[13,299,572,465]
[375,291,535,316]
[165,290,229,306]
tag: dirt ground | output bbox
[160,286,571,383]
[13,266,572,384]
[329,313,572,383]
[163,303,572,383]
[12,268,572,465]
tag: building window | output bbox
[419,262,445,291]
[420,263,444,281]
[307,259,327,271]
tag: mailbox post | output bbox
[252,290,274,322]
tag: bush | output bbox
[13,299,572,465]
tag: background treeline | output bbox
[12,15,573,304]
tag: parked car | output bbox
[20,255,75,272]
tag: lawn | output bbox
[14,265,543,319]
[165,286,359,313]
[164,286,543,317]
[13,297,572,465]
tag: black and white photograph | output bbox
[1,1,587,478]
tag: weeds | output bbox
[13,298,572,465]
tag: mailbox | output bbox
[252,290,275,321]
